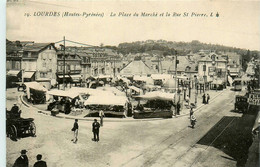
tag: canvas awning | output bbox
[70,87,115,96]
[47,89,79,99]
[70,74,81,82]
[212,80,224,85]
[151,74,172,80]
[7,70,21,77]
[70,74,81,78]
[57,74,71,78]
[134,91,175,101]
[163,78,176,88]
[96,75,112,79]
[24,82,48,99]
[97,86,126,96]
[23,71,35,79]
[84,95,128,106]
[128,86,142,93]
[24,82,48,92]
[133,75,149,82]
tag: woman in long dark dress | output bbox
[202,93,206,104]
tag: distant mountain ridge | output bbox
[112,40,260,56]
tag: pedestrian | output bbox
[10,103,21,118]
[189,107,194,119]
[71,119,79,143]
[206,94,210,104]
[13,149,29,167]
[202,93,206,104]
[186,95,190,106]
[190,114,197,128]
[176,102,181,115]
[92,119,100,142]
[99,110,105,126]
[33,154,47,167]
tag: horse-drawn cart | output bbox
[6,110,36,140]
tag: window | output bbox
[49,45,52,50]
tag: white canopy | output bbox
[96,86,126,96]
[24,82,48,99]
[212,79,224,85]
[7,70,21,77]
[47,89,79,99]
[23,71,35,79]
[163,78,176,88]
[128,86,142,93]
[151,74,172,80]
[84,95,128,106]
[117,76,131,84]
[133,75,149,81]
[135,91,175,101]
[177,76,190,81]
[95,74,112,79]
[24,82,47,92]
[70,87,115,96]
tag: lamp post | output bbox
[63,36,66,90]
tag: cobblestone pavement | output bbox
[6,87,255,167]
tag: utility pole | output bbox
[63,36,66,90]
[157,54,160,73]
[203,62,206,93]
[174,51,178,104]
[114,57,116,77]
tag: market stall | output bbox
[84,95,129,117]
[133,91,175,119]
[24,82,48,104]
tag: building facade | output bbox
[22,43,58,82]
[198,53,227,83]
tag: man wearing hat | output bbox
[10,103,21,118]
[92,119,100,142]
[33,154,47,167]
[13,149,29,167]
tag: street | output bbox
[6,88,255,167]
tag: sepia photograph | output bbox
[4,0,260,166]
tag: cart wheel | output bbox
[8,125,17,140]
[29,122,36,136]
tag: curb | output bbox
[20,90,224,122]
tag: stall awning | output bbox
[128,86,142,93]
[84,95,128,106]
[47,89,79,99]
[24,82,48,92]
[70,74,81,82]
[23,71,35,79]
[134,91,175,101]
[7,70,21,77]
[57,74,70,78]
[212,80,224,85]
[70,74,81,78]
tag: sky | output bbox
[6,0,260,51]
